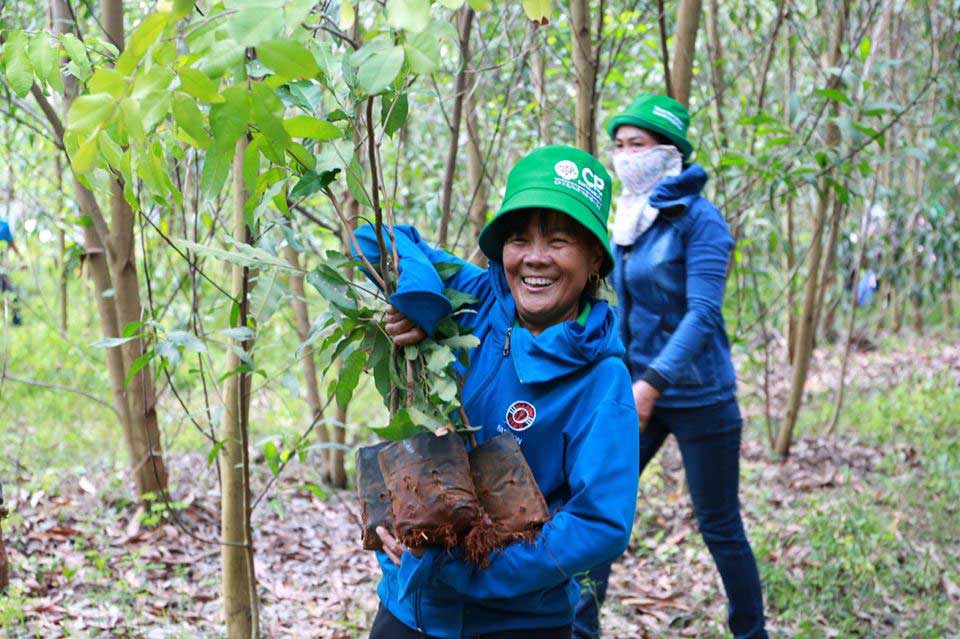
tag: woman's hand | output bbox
[376,526,425,565]
[385,305,427,346]
[632,380,661,432]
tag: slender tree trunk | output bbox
[775,0,849,456]
[569,0,599,153]
[670,0,703,108]
[284,246,326,474]
[220,135,259,639]
[465,69,489,262]
[55,155,67,331]
[46,0,164,496]
[101,0,167,495]
[437,7,474,246]
[706,0,726,149]
[814,198,846,342]
[784,16,797,362]
[531,31,551,145]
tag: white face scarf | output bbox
[610,145,682,246]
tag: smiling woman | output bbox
[499,210,603,335]
[351,145,640,639]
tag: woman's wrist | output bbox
[640,367,668,394]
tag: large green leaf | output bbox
[88,68,127,99]
[117,12,168,74]
[228,7,284,46]
[521,0,550,24]
[59,33,91,81]
[174,93,211,148]
[339,1,356,29]
[3,32,34,98]
[66,94,117,137]
[335,348,367,409]
[345,155,372,209]
[257,39,320,79]
[179,67,223,104]
[175,238,298,272]
[307,264,360,315]
[26,33,58,91]
[381,93,408,137]
[404,28,440,75]
[283,115,340,140]
[370,408,423,440]
[290,168,340,198]
[356,45,404,95]
[251,83,290,162]
[386,0,431,33]
[210,86,249,147]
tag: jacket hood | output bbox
[487,261,625,384]
[649,162,708,210]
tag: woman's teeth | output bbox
[522,276,555,288]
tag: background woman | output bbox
[354,145,640,639]
[573,95,768,639]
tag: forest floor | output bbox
[1,332,959,638]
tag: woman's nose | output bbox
[522,240,551,265]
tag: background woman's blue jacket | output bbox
[611,163,737,408]
[354,225,640,639]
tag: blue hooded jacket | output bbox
[354,225,640,638]
[611,164,738,408]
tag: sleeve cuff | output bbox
[641,367,670,393]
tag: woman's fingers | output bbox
[377,526,403,566]
[384,306,426,346]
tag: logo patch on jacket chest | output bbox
[505,400,536,431]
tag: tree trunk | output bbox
[775,0,849,457]
[220,136,259,638]
[0,484,9,592]
[284,246,326,475]
[569,0,599,154]
[784,15,797,362]
[55,155,67,332]
[670,0,703,108]
[465,58,489,262]
[706,0,726,149]
[101,0,167,496]
[531,31,551,145]
[437,7,474,246]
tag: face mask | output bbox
[610,145,683,246]
[611,145,682,195]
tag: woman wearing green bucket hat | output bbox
[352,145,640,639]
[573,94,768,639]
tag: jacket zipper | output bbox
[463,327,511,418]
[620,250,636,378]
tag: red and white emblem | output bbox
[506,401,536,431]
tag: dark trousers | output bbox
[573,399,767,639]
[370,604,572,639]
[0,272,19,326]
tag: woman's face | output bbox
[501,211,602,336]
[614,125,660,154]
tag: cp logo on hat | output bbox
[554,160,579,181]
[506,400,536,431]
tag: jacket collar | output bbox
[649,162,708,211]
[486,261,624,383]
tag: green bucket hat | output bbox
[606,94,693,160]
[477,145,614,275]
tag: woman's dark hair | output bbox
[498,208,607,299]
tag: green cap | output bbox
[606,94,693,160]
[477,145,614,275]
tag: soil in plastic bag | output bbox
[378,432,480,549]
[465,432,550,566]
[356,441,395,551]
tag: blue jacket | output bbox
[611,164,737,408]
[354,225,639,638]
[0,220,12,245]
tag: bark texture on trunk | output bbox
[220,136,259,639]
[569,0,598,154]
[465,60,488,262]
[670,0,703,108]
[100,0,167,495]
